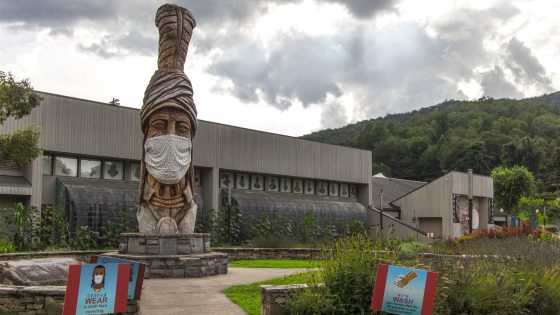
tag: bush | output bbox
[246,208,365,244]
[202,206,242,246]
[546,226,558,233]
[435,221,556,251]
[284,230,403,314]
[284,231,560,315]
[0,237,15,253]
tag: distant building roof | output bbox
[371,176,427,211]
[373,173,387,178]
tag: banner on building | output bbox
[452,194,460,223]
[90,255,146,300]
[63,263,130,315]
[488,198,494,224]
[371,264,438,315]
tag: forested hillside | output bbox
[306,95,560,188]
[302,92,560,145]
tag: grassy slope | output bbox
[228,260,321,268]
[223,272,316,315]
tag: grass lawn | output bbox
[228,260,321,268]
[223,271,317,315]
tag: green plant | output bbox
[69,225,99,250]
[224,271,317,315]
[0,236,15,253]
[100,207,139,248]
[284,230,404,314]
[204,206,242,246]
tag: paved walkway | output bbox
[140,267,308,315]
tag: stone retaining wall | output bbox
[260,284,322,315]
[213,248,325,261]
[0,251,118,263]
[0,285,139,315]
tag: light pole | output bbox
[536,209,539,229]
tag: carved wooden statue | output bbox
[138,3,198,235]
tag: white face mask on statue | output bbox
[144,134,192,185]
[94,275,104,284]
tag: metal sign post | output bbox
[468,169,473,234]
[228,184,231,246]
[380,189,383,240]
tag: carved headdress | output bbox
[140,3,198,133]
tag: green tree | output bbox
[491,166,536,215]
[545,199,560,231]
[0,71,43,165]
[516,197,544,222]
[372,162,391,177]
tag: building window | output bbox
[304,180,315,195]
[267,176,279,192]
[293,179,303,193]
[317,181,328,196]
[236,173,249,190]
[42,155,52,175]
[220,172,234,188]
[251,175,263,191]
[349,185,357,198]
[280,178,291,193]
[340,184,349,197]
[55,156,78,177]
[104,160,124,180]
[329,183,339,197]
[80,159,102,179]
[131,163,141,182]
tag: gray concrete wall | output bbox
[368,208,430,242]
[391,172,494,239]
[0,92,372,217]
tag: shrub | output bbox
[284,230,404,314]
[0,237,15,253]
[285,231,560,315]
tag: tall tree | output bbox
[0,71,43,165]
[491,166,536,215]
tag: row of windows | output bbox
[220,171,358,198]
[42,154,142,182]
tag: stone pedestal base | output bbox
[113,233,227,278]
[103,252,228,278]
[119,233,211,255]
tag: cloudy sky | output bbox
[1,0,558,136]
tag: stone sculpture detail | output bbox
[138,3,198,235]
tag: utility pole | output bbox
[380,189,383,240]
[468,169,473,234]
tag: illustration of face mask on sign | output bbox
[92,265,106,292]
[144,134,192,184]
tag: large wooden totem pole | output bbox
[138,4,198,235]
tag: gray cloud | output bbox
[504,37,552,88]
[481,66,524,99]
[319,0,398,19]
[320,99,348,129]
[207,31,345,109]
[1,0,554,130]
[78,30,157,58]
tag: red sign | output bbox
[63,264,130,315]
[371,264,438,315]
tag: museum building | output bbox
[0,92,372,236]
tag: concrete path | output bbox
[140,267,308,315]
